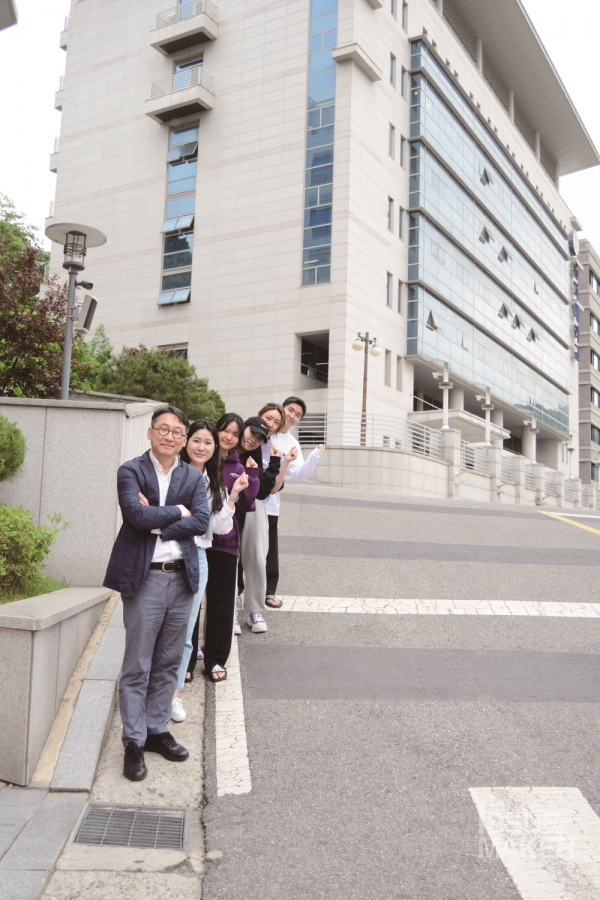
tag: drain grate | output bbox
[74,804,188,850]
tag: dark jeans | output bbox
[204,548,238,671]
[266,514,279,595]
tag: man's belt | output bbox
[149,560,186,572]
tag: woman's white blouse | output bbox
[194,475,234,548]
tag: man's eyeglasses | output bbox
[152,425,187,439]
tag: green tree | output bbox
[94,346,226,421]
[88,323,114,367]
[0,234,95,397]
[0,415,25,481]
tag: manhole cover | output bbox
[74,804,188,850]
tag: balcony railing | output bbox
[49,201,55,217]
[544,471,555,496]
[156,0,217,29]
[58,75,65,90]
[581,485,589,505]
[563,479,573,502]
[500,455,513,483]
[525,464,535,490]
[293,412,443,460]
[461,441,488,475]
[53,137,60,152]
[150,66,212,98]
[63,15,70,30]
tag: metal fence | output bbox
[500,455,513,483]
[49,200,55,217]
[525,464,535,490]
[150,66,213,98]
[53,137,60,153]
[544,472,555,496]
[581,485,589,506]
[156,0,217,28]
[596,489,600,511]
[460,441,488,475]
[294,412,443,461]
[63,15,70,30]
[563,479,573,502]
[58,75,65,91]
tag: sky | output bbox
[0,0,599,249]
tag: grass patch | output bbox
[0,574,66,605]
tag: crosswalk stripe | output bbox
[215,636,252,797]
[278,597,600,617]
[470,787,600,899]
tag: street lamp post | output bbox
[352,331,381,446]
[432,361,453,430]
[45,223,107,400]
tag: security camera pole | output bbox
[45,223,107,399]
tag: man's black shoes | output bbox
[144,731,189,761]
[123,742,147,781]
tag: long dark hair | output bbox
[215,413,244,448]
[181,420,226,514]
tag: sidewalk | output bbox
[0,595,209,900]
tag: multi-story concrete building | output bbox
[47,0,599,499]
[0,0,17,31]
[576,239,600,487]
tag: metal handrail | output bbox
[150,66,213,98]
[156,0,217,29]
[563,479,573,501]
[58,76,65,90]
[581,485,589,506]
[525,464,535,490]
[293,412,443,461]
[63,16,70,31]
[53,138,60,153]
[500,455,513,483]
[544,472,555,496]
[460,441,488,475]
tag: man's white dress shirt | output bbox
[149,453,188,563]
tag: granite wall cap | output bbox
[0,588,112,631]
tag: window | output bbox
[174,57,203,90]
[426,310,439,331]
[397,279,403,314]
[526,328,538,343]
[396,355,403,390]
[498,303,511,319]
[158,289,191,307]
[387,198,394,231]
[592,425,600,446]
[398,207,404,240]
[300,333,329,384]
[401,1,408,30]
[161,214,194,233]
[391,0,397,17]
[401,67,406,98]
[593,464,600,483]
[498,246,510,263]
[592,313,600,335]
[167,158,197,196]
[390,53,396,87]
[384,350,392,386]
[160,124,198,305]
[386,272,392,306]
[158,343,188,358]
[592,350,600,372]
[400,136,406,168]
[593,388,600,407]
[480,167,493,186]
[389,123,396,158]
[163,231,193,271]
[590,270,600,294]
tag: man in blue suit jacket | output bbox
[104,405,210,781]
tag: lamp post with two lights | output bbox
[351,332,381,446]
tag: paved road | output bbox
[202,485,600,900]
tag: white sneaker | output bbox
[171,697,186,723]
[249,613,267,633]
[233,614,241,635]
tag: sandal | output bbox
[265,595,283,609]
[207,665,227,683]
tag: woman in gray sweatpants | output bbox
[236,416,282,633]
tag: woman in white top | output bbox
[172,420,248,718]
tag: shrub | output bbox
[0,415,25,482]
[0,506,59,596]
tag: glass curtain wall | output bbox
[406,39,571,435]
[302,0,337,286]
[159,124,199,306]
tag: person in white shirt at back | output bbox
[263,396,325,608]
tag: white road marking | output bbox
[215,636,252,797]
[471,787,600,899]
[279,596,600,617]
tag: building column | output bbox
[508,89,515,123]
[522,421,537,461]
[449,388,464,410]
[476,38,483,74]
[511,456,527,505]
[491,408,504,448]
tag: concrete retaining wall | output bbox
[0,397,162,586]
[0,588,112,786]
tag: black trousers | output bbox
[203,548,238,671]
[266,515,279,596]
